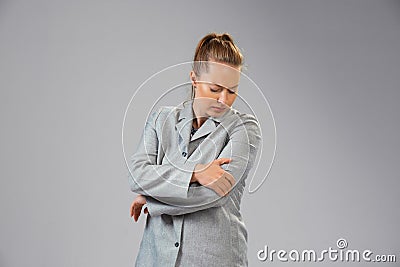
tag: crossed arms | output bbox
[127,108,261,220]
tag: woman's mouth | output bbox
[211,106,226,112]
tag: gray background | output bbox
[0,0,399,266]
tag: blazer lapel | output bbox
[175,101,194,154]
[190,118,217,141]
[175,100,237,153]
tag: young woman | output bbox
[128,32,261,266]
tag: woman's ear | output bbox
[189,71,197,87]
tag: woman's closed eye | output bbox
[210,87,222,93]
[210,87,237,94]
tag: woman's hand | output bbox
[190,158,235,197]
[130,194,148,222]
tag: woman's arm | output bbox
[142,114,262,216]
[128,107,238,199]
[127,107,198,199]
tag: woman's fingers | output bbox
[198,159,236,196]
[211,183,225,197]
[216,171,235,193]
[130,200,135,217]
[215,158,232,165]
[224,172,235,187]
[209,173,235,196]
[130,195,148,222]
[133,203,143,222]
[218,175,232,194]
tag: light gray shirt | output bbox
[127,99,262,267]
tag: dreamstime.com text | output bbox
[257,238,396,263]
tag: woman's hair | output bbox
[191,32,244,99]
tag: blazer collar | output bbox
[190,117,217,141]
[176,99,235,143]
[177,99,234,122]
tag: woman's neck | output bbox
[192,101,207,129]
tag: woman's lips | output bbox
[211,106,226,112]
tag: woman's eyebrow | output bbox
[213,83,239,90]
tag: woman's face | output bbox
[190,61,240,118]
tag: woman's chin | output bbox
[208,107,227,117]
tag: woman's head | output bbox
[190,32,244,118]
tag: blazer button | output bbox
[182,152,187,157]
[175,242,179,247]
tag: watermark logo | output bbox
[336,238,348,249]
[257,238,397,263]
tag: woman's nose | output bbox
[217,90,228,105]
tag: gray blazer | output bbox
[128,99,261,267]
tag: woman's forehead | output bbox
[199,63,240,88]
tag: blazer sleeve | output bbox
[127,107,198,199]
[144,113,262,216]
